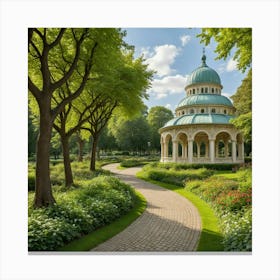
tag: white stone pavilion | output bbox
[159,52,244,164]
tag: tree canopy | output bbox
[230,69,252,143]
[197,28,252,72]
[28,28,152,207]
[147,106,174,151]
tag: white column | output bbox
[232,140,236,162]
[172,141,178,162]
[188,140,193,163]
[241,141,245,161]
[206,142,209,158]
[215,141,219,157]
[160,142,164,161]
[197,142,200,158]
[225,140,229,157]
[182,143,185,159]
[164,142,168,158]
[209,139,215,163]
[185,144,188,159]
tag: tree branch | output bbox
[50,30,95,92]
[28,76,42,101]
[49,28,66,49]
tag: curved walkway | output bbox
[91,163,201,252]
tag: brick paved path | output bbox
[91,163,201,252]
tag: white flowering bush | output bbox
[219,208,252,251]
[28,176,136,251]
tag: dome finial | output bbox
[202,47,207,66]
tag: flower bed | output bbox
[28,176,136,251]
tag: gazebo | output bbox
[159,53,244,164]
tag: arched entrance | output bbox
[193,132,209,163]
[175,132,188,162]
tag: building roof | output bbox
[186,55,221,86]
[177,94,233,108]
[163,113,235,128]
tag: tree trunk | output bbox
[90,135,98,171]
[61,135,74,187]
[77,135,84,162]
[34,106,56,208]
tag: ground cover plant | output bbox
[141,163,214,186]
[119,155,160,168]
[140,163,252,251]
[28,160,138,251]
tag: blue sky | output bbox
[123,28,247,113]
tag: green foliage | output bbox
[231,112,252,142]
[139,163,252,251]
[185,169,252,251]
[220,208,252,251]
[28,176,136,251]
[230,69,252,144]
[112,115,151,152]
[186,177,239,203]
[148,162,239,171]
[147,106,174,151]
[120,156,159,168]
[142,164,213,186]
[197,28,252,72]
[231,69,252,115]
[185,169,252,211]
[59,190,147,251]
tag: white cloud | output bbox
[148,74,188,99]
[226,58,238,72]
[143,44,180,77]
[165,104,172,109]
[180,35,191,46]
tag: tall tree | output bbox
[50,29,128,185]
[112,114,151,154]
[230,69,252,151]
[28,28,98,207]
[147,106,174,151]
[197,28,252,72]
[81,52,153,171]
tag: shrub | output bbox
[28,176,136,251]
[220,208,252,251]
[143,167,214,186]
[152,162,240,171]
[216,189,252,211]
[120,159,143,168]
[185,177,239,203]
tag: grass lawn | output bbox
[58,190,147,251]
[137,170,224,251]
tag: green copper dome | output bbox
[163,113,235,128]
[186,55,221,86]
[177,94,233,108]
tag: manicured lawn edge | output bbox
[136,170,224,251]
[58,190,147,251]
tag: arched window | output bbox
[190,109,194,114]
[211,108,216,113]
[224,109,227,114]
[205,87,208,93]
[211,88,214,93]
[201,88,204,93]
[193,89,195,94]
[201,109,205,113]
[182,111,185,115]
